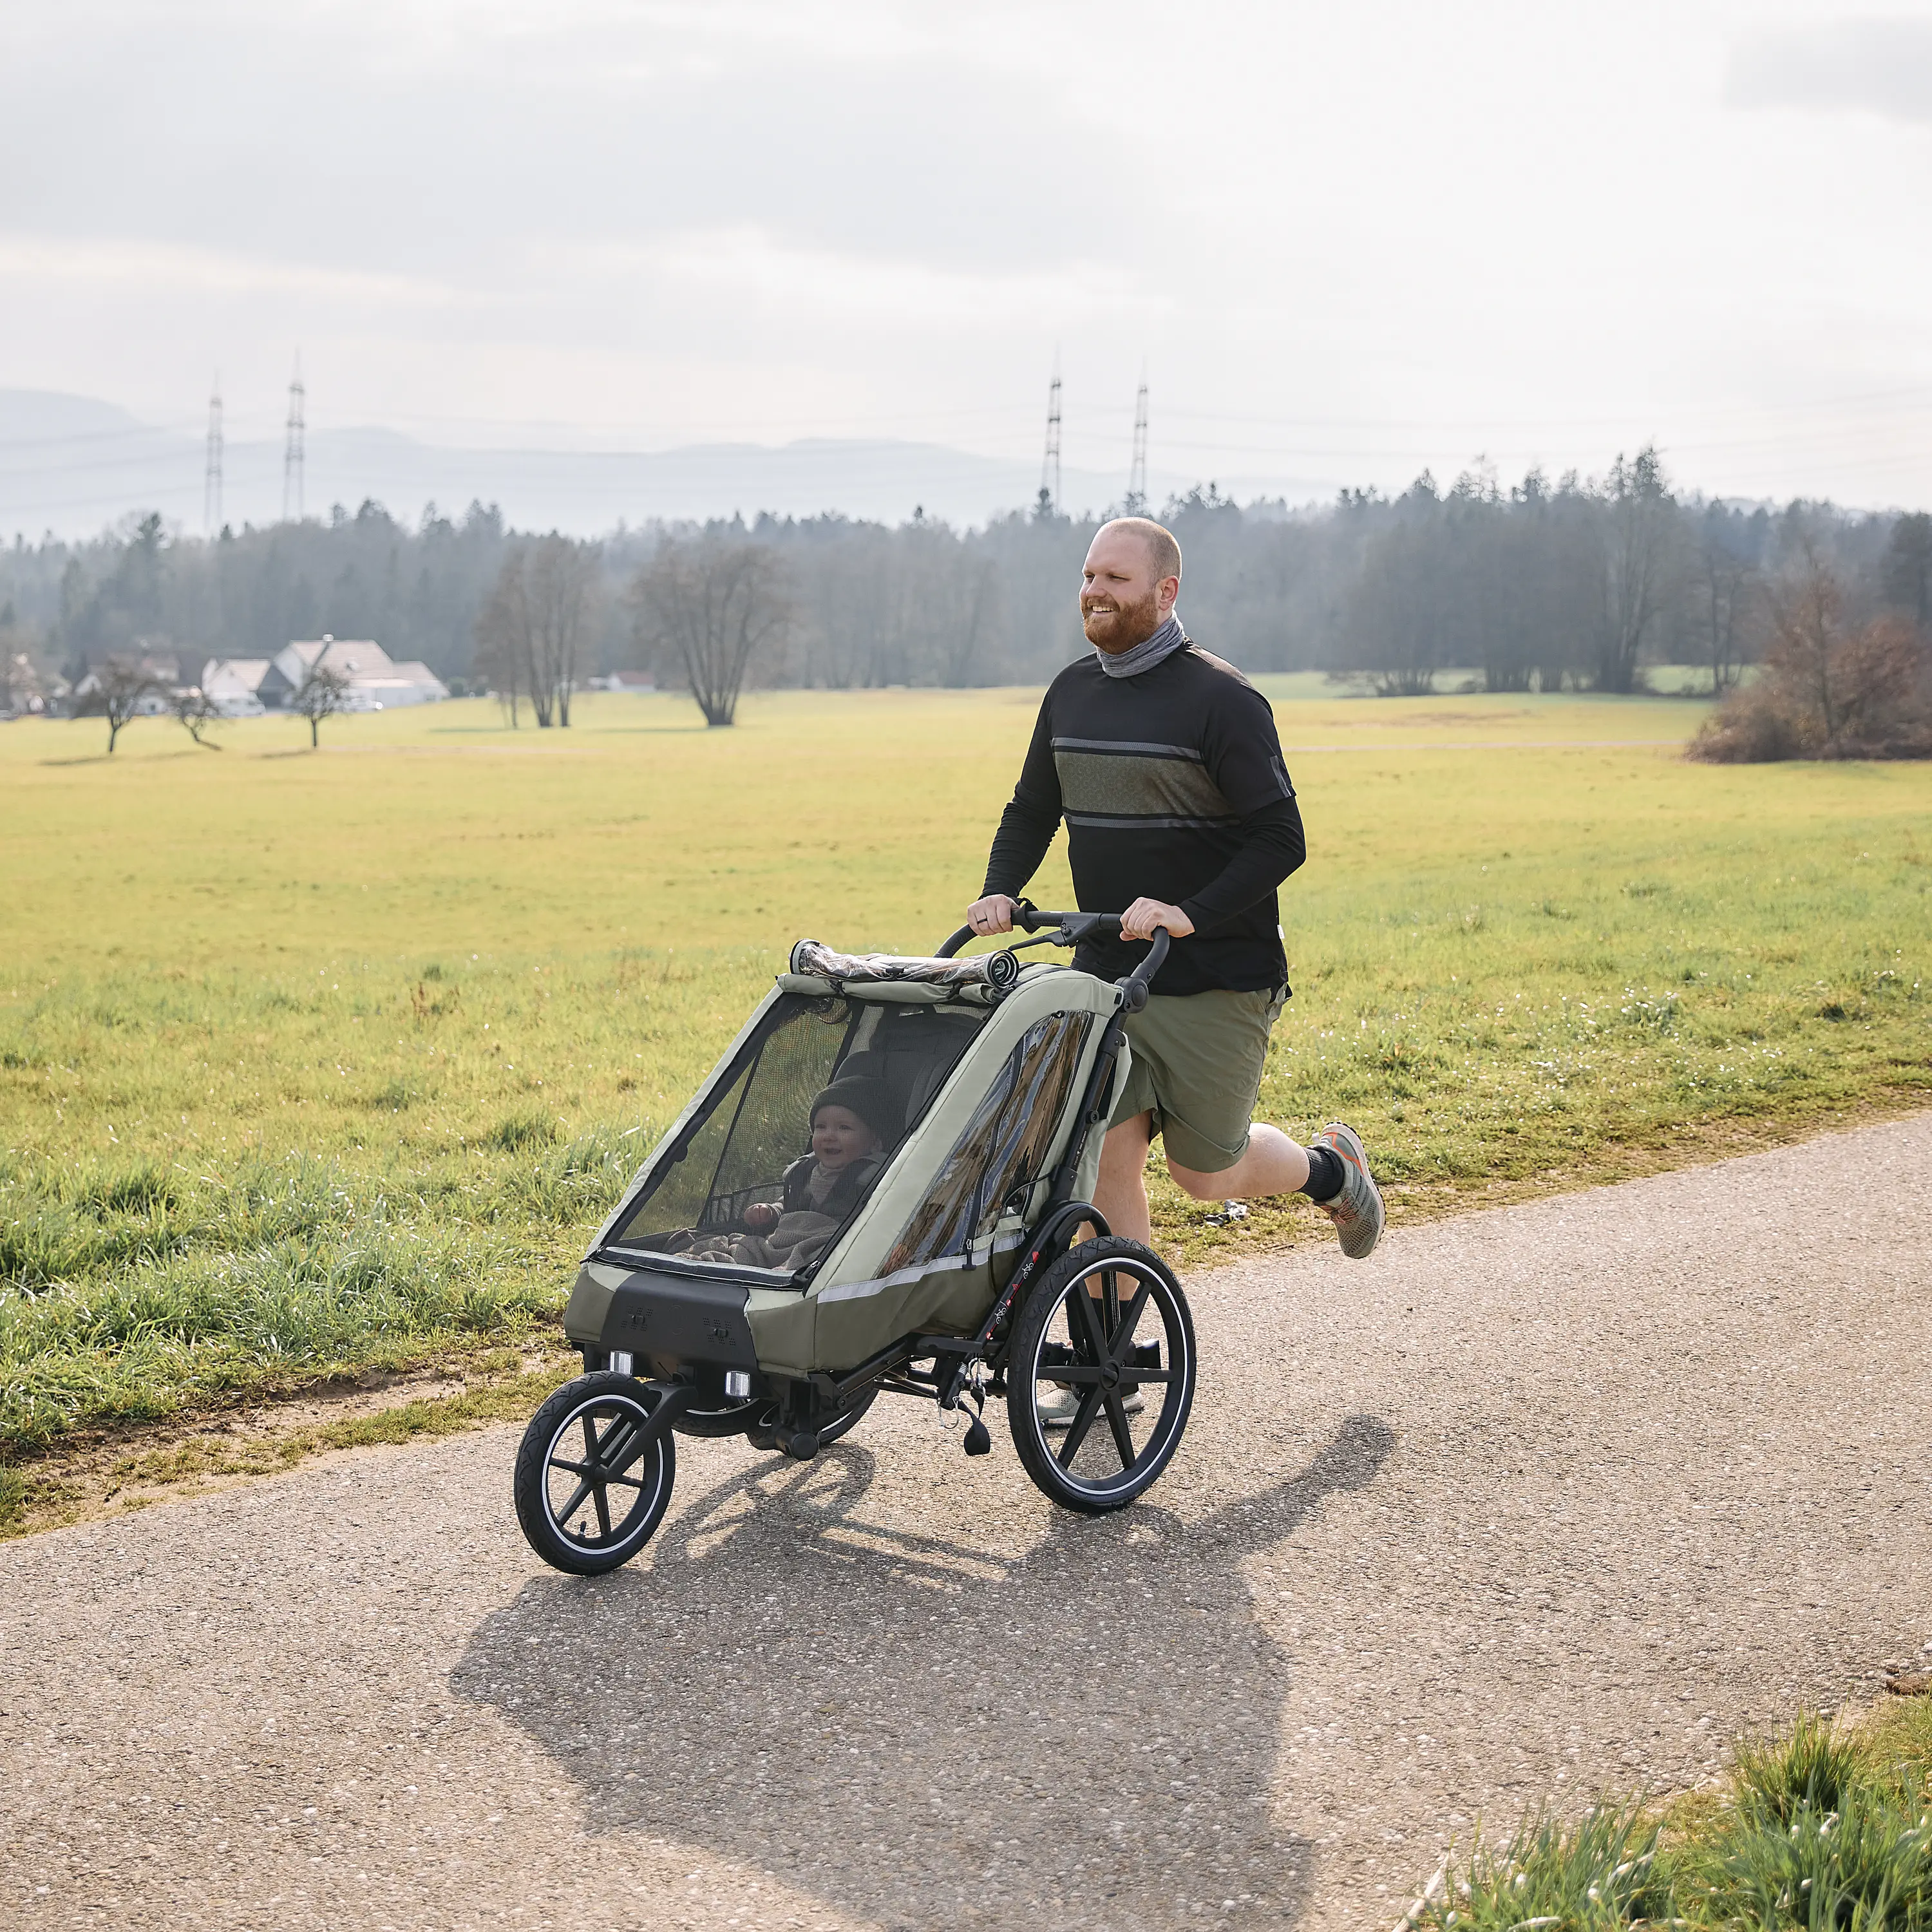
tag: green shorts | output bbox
[1109,984,1287,1175]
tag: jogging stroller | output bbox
[513,906,1198,1575]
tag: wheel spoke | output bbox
[1068,1282,1110,1361]
[1040,1363,1177,1387]
[553,1473,594,1524]
[592,1481,613,1539]
[1056,1384,1107,1466]
[1102,1390,1137,1466]
[1107,1281,1151,1360]
[605,1412,665,1484]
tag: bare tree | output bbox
[173,687,223,749]
[290,663,351,748]
[74,660,156,753]
[1764,541,1923,752]
[1692,509,1759,695]
[473,536,601,726]
[632,535,791,726]
[1598,446,1678,692]
[472,586,526,727]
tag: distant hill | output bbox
[0,388,1297,538]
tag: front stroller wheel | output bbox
[1007,1235,1196,1514]
[514,1372,676,1575]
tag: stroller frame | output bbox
[514,906,1200,1575]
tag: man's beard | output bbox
[1081,587,1164,652]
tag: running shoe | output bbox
[1310,1121,1385,1260]
[1037,1385,1145,1427]
[1036,1339,1156,1427]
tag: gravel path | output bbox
[5,1115,1929,1931]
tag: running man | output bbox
[963,515,1384,1260]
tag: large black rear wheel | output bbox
[514,1372,676,1575]
[1007,1235,1195,1513]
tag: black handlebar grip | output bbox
[1119,926,1171,1010]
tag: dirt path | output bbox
[5,1115,1929,1931]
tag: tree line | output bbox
[6,453,1931,733]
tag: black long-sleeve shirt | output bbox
[981,644,1306,996]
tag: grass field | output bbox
[3,685,1927,1465]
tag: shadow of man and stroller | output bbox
[453,1412,1394,1931]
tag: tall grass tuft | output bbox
[1683,1714,1932,1929]
[1733,1711,1875,1827]
[1421,1710,1932,1932]
[501,1126,634,1224]
[1426,1803,1671,1929]
[485,1109,559,1153]
[1694,1790,1932,1929]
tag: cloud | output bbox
[0,234,460,307]
[0,0,1148,286]
[1728,16,1932,126]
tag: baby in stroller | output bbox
[660,1070,899,1272]
[746,1071,896,1227]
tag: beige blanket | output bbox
[658,1209,841,1273]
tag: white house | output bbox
[200,658,280,715]
[273,637,450,710]
[198,637,449,714]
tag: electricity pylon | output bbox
[283,356,306,523]
[1126,371,1148,515]
[1039,358,1063,516]
[204,381,223,535]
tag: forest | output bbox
[4,451,1931,705]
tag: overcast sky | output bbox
[6,0,1932,508]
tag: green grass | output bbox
[2,688,1927,1457]
[1421,1703,1932,1929]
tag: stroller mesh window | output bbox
[610,992,987,1260]
[883,1011,1092,1275]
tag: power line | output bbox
[204,380,223,535]
[283,355,305,522]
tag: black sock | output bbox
[1301,1146,1344,1202]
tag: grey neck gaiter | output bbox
[1095,611,1188,679]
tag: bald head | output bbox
[1081,517,1183,654]
[1102,516,1182,587]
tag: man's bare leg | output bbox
[1095,1117,1312,1244]
[1167,1124,1309,1204]
[1092,1112,1156,1245]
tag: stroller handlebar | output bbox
[933,904,1170,1010]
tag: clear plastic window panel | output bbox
[611,994,987,1259]
[882,1011,1092,1276]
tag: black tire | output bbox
[674,1399,765,1439]
[815,1387,876,1446]
[746,1386,877,1453]
[1006,1235,1195,1514]
[514,1372,676,1575]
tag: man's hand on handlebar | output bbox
[965,894,1019,937]
[1121,897,1194,942]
